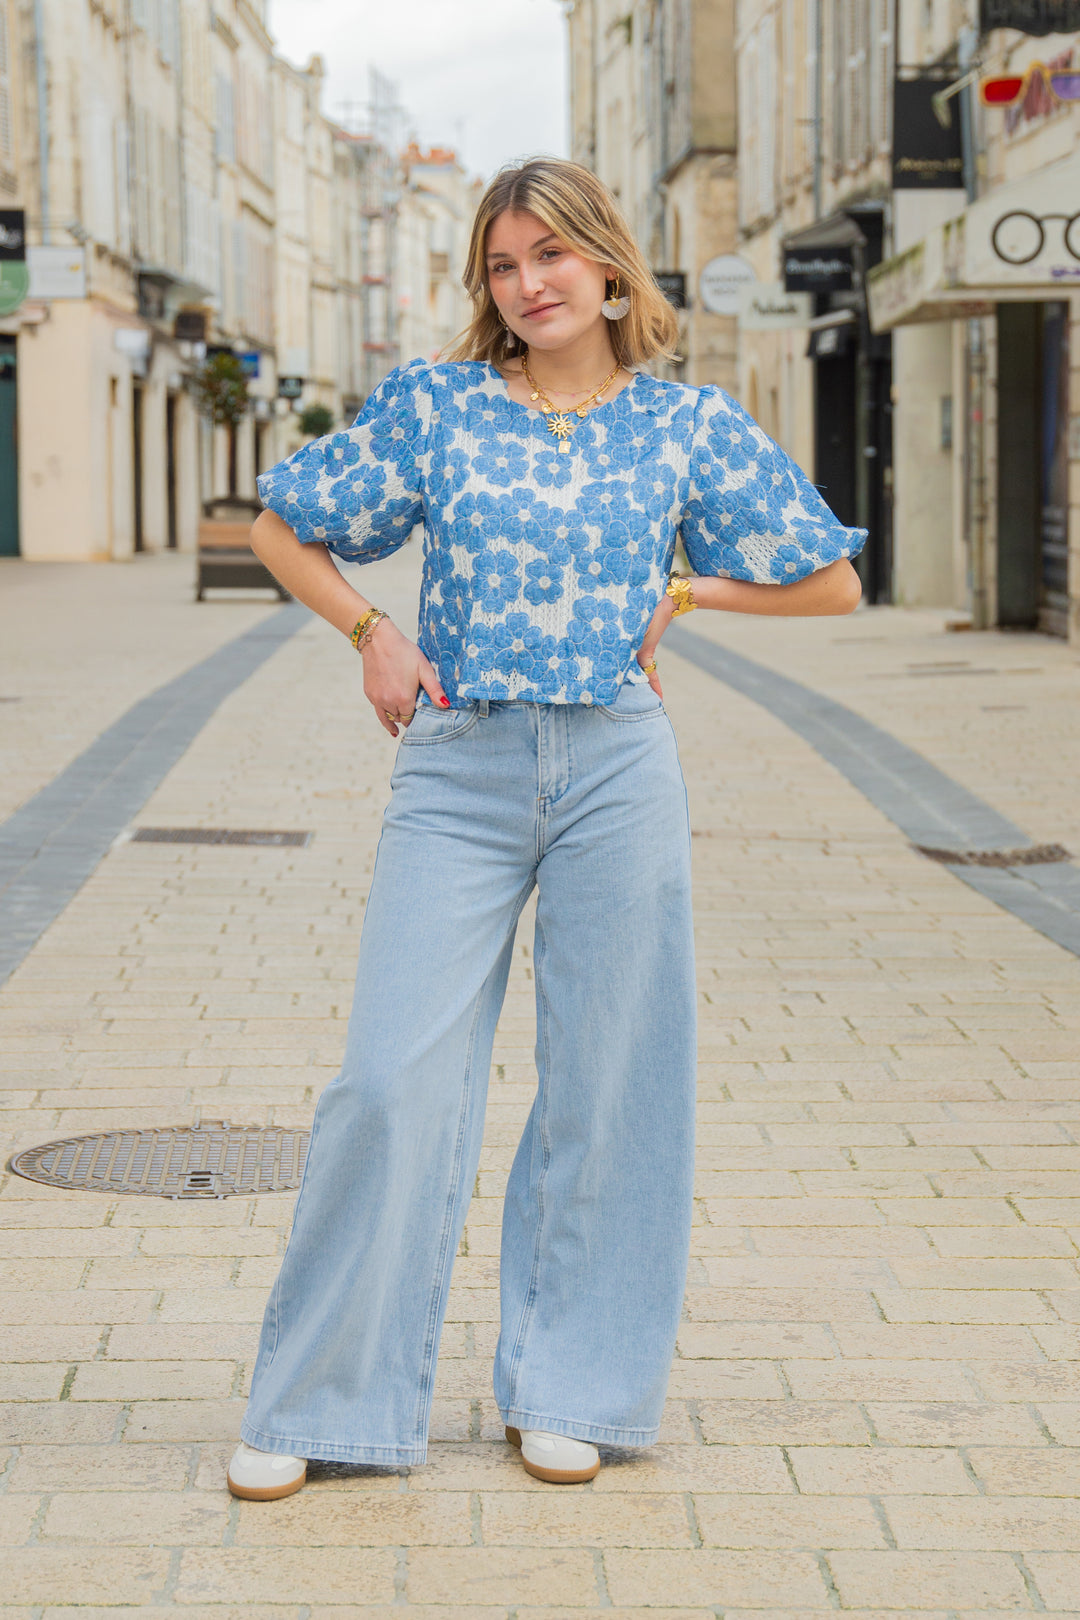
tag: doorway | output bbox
[997,301,1069,635]
[132,383,145,553]
[166,392,178,549]
[0,338,17,556]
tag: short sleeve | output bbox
[679,385,867,584]
[255,358,431,561]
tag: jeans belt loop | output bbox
[478,699,490,718]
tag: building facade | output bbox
[867,5,1080,642]
[735,0,1079,638]
[733,0,896,602]
[564,0,739,390]
[0,1,471,563]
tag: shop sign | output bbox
[867,148,1080,329]
[278,376,304,400]
[783,244,853,293]
[237,350,260,379]
[698,254,756,315]
[174,309,207,342]
[0,209,28,317]
[737,283,812,329]
[654,271,688,309]
[27,245,87,299]
[979,0,1080,34]
[893,77,965,189]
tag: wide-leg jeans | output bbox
[241,681,697,1464]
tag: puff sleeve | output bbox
[255,358,431,561]
[679,385,867,584]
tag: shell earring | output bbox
[602,275,630,321]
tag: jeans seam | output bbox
[503,904,554,1413]
[411,880,536,1449]
[255,1075,330,1378]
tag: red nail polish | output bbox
[439,696,451,708]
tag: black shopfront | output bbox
[783,208,893,604]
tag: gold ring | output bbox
[641,660,658,675]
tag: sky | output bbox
[267,0,569,182]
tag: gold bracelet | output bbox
[665,574,697,616]
[350,608,388,650]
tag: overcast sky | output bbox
[267,0,569,182]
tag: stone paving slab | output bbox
[0,548,1079,1612]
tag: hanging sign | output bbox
[0,209,28,317]
[737,283,812,329]
[699,254,757,316]
[27,245,88,298]
[654,272,687,309]
[783,244,853,293]
[979,0,1080,33]
[893,77,965,188]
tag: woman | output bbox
[227,157,864,1502]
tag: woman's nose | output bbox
[519,265,545,298]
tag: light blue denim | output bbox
[241,680,696,1464]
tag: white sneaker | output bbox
[226,1440,307,1501]
[505,1424,600,1483]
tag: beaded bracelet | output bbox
[350,608,388,651]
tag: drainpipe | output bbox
[957,24,989,628]
[811,0,823,222]
[33,0,50,243]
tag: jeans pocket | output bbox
[596,682,666,722]
[399,702,480,744]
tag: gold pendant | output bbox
[547,412,573,442]
[576,407,588,418]
[558,439,571,454]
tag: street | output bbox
[2,549,1080,1613]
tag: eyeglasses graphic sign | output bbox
[980,62,1080,107]
[962,148,1080,288]
[990,211,1080,265]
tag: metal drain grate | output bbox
[8,1123,310,1198]
[131,827,310,847]
[915,843,1071,869]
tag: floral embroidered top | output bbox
[256,357,867,707]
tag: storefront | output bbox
[867,148,1080,640]
[783,207,894,603]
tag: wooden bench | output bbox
[196,497,291,602]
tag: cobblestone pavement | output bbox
[1,550,1079,1617]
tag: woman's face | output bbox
[485,209,612,354]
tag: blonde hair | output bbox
[444,157,680,369]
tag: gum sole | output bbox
[227,1468,307,1501]
[505,1425,600,1484]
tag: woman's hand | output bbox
[361,619,449,737]
[636,593,676,697]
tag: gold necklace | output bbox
[520,353,623,454]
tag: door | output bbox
[1039,302,1069,637]
[132,383,145,552]
[166,392,178,549]
[0,338,17,557]
[997,301,1068,634]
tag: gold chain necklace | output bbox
[520,352,623,454]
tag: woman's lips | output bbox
[522,303,561,319]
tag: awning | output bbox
[868,148,1080,330]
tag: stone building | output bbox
[0,1,471,563]
[867,6,1079,642]
[563,0,739,389]
[734,0,1079,637]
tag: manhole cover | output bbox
[7,1123,310,1198]
[130,828,310,847]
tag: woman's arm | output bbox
[689,556,862,616]
[250,509,449,734]
[636,558,861,697]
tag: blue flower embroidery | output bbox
[255,361,866,704]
